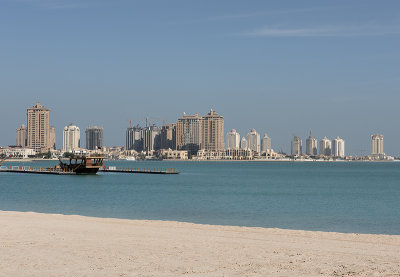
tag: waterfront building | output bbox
[176,113,203,156]
[159,149,188,160]
[160,124,176,150]
[291,136,302,156]
[85,126,104,150]
[305,131,318,156]
[202,109,224,151]
[261,133,271,153]
[332,137,345,158]
[226,129,240,149]
[16,124,27,147]
[1,146,35,159]
[247,129,260,153]
[49,126,56,150]
[319,136,332,156]
[62,124,80,152]
[143,125,161,152]
[371,134,384,155]
[240,137,248,149]
[126,125,143,152]
[27,102,50,153]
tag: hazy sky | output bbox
[1,0,399,156]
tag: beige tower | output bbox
[49,126,56,150]
[202,109,224,151]
[16,124,27,147]
[27,102,50,153]
[176,113,203,156]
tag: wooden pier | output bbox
[0,166,179,175]
[100,166,179,175]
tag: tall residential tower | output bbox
[27,102,50,153]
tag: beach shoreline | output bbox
[1,210,399,276]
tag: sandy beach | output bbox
[0,211,399,276]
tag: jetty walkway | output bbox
[0,166,179,175]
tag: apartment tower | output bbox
[202,109,224,151]
[261,134,271,153]
[63,124,80,152]
[226,129,240,149]
[85,126,104,150]
[291,136,302,156]
[306,131,318,156]
[371,134,384,155]
[176,113,203,156]
[16,124,27,147]
[27,102,50,153]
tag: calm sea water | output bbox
[0,161,399,235]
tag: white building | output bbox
[371,134,384,155]
[291,136,302,156]
[332,137,345,158]
[1,147,35,159]
[319,136,332,156]
[247,129,260,153]
[306,132,318,156]
[226,129,240,149]
[63,124,80,152]
[261,134,271,153]
[240,137,248,150]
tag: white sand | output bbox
[0,211,399,276]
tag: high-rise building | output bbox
[176,113,203,156]
[240,137,248,149]
[306,131,318,156]
[261,134,271,153]
[143,125,161,152]
[247,129,260,153]
[49,126,56,150]
[63,124,80,152]
[202,109,224,151]
[291,136,302,156]
[371,134,384,155]
[226,129,240,149]
[160,124,176,150]
[85,126,104,150]
[27,102,50,153]
[332,137,345,157]
[319,136,332,156]
[16,124,27,147]
[126,125,143,151]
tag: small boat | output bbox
[125,156,136,161]
[58,155,104,174]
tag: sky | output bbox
[0,0,399,156]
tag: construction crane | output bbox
[127,117,168,128]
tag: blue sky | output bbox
[1,0,399,155]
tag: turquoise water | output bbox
[0,161,399,234]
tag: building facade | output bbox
[332,137,345,157]
[85,126,104,150]
[27,102,50,153]
[16,124,27,147]
[371,134,384,155]
[63,124,80,152]
[176,113,203,156]
[240,137,248,149]
[160,124,176,150]
[126,126,143,151]
[306,132,318,156]
[49,126,56,150]
[202,109,224,151]
[247,129,260,153]
[319,136,332,156]
[261,133,271,153]
[291,136,302,156]
[226,129,240,149]
[142,125,161,152]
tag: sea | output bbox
[0,160,399,235]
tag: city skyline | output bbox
[3,101,397,157]
[1,1,399,155]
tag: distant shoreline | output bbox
[2,158,399,163]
